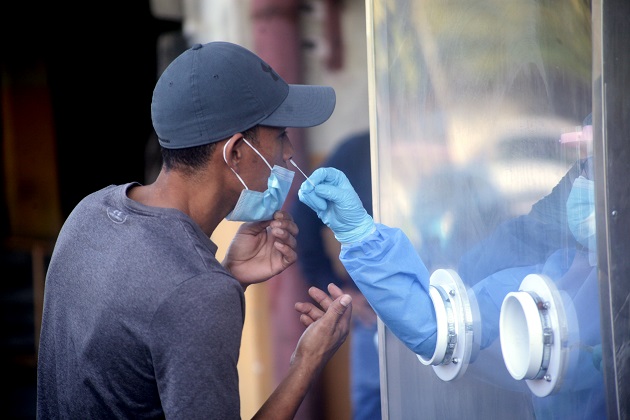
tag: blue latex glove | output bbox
[298,167,375,244]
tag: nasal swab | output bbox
[289,159,315,186]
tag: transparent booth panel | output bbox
[367,0,603,419]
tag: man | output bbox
[37,41,352,419]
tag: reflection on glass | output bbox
[370,0,602,418]
[455,117,601,417]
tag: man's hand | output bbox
[222,210,298,287]
[291,283,352,367]
[293,283,353,365]
[252,284,351,419]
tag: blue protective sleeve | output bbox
[339,223,437,358]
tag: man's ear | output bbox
[222,134,246,169]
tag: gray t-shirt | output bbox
[37,183,245,419]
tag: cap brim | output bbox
[260,85,336,128]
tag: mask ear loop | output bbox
[241,138,273,171]
[223,137,249,190]
[223,137,275,190]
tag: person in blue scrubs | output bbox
[297,114,604,419]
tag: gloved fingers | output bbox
[298,185,328,212]
[299,178,315,194]
[312,184,357,206]
[308,167,347,186]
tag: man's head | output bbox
[151,42,336,150]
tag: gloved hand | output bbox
[298,167,375,244]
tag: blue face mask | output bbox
[566,175,595,250]
[223,138,295,222]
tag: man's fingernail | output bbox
[340,295,352,307]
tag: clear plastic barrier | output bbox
[369,0,602,418]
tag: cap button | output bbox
[192,44,203,50]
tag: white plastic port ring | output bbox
[499,274,575,397]
[416,269,475,381]
[500,291,552,380]
[418,285,456,366]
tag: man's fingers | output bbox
[237,218,272,236]
[326,283,344,299]
[294,301,324,322]
[306,284,349,313]
[319,293,353,325]
[273,241,297,267]
[272,210,294,222]
[271,211,299,237]
[307,286,335,311]
[299,314,315,327]
[296,285,351,331]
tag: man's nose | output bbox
[283,138,295,163]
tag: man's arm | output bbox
[252,284,352,420]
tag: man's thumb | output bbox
[327,294,352,316]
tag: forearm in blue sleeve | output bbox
[339,224,437,358]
